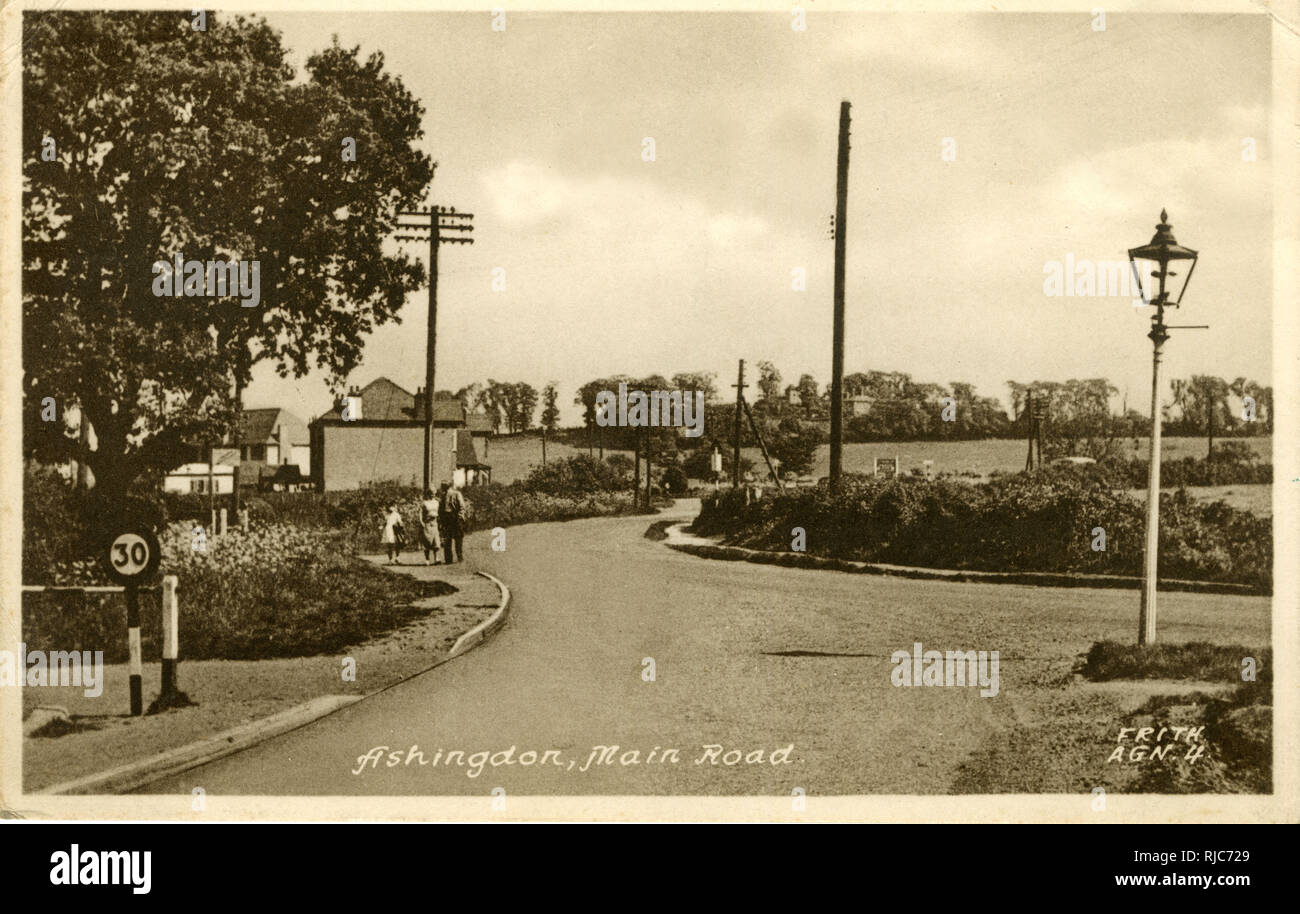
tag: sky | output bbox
[246,10,1272,427]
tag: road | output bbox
[137,499,1269,796]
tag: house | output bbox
[846,395,873,417]
[309,377,492,491]
[784,385,803,407]
[162,448,239,494]
[235,407,311,489]
[162,407,311,494]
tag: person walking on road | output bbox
[381,504,406,565]
[418,488,442,566]
[439,481,468,564]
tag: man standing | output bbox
[439,480,468,564]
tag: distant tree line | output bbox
[451,367,1272,473]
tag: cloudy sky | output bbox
[249,10,1272,425]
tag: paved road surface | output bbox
[137,500,1269,795]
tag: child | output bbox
[381,505,405,564]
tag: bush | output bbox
[518,455,627,497]
[680,439,752,481]
[22,522,454,662]
[1095,452,1272,488]
[660,464,688,495]
[1081,640,1273,682]
[693,473,1271,588]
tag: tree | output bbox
[1010,378,1120,460]
[671,371,718,404]
[512,382,538,432]
[540,382,560,433]
[796,374,821,419]
[455,382,486,413]
[769,418,820,477]
[1187,375,1231,458]
[756,361,782,403]
[483,380,508,433]
[22,12,433,507]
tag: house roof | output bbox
[315,377,466,425]
[236,408,309,446]
[456,432,489,468]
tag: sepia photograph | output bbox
[1,0,1295,833]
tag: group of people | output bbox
[381,481,469,566]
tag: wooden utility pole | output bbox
[829,100,852,492]
[1024,393,1034,472]
[644,429,653,510]
[396,205,475,490]
[541,428,547,466]
[633,431,641,504]
[731,359,747,487]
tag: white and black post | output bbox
[161,575,180,699]
[126,582,143,715]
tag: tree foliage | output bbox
[23,11,433,504]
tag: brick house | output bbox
[309,377,492,491]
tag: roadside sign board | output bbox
[874,456,900,479]
[102,527,161,584]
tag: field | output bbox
[752,436,1272,480]
[483,434,1273,514]
[481,435,634,484]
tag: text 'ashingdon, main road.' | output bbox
[352,743,797,777]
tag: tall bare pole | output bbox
[732,359,746,487]
[644,428,653,510]
[424,217,440,490]
[396,206,474,490]
[633,431,641,503]
[829,101,851,492]
[1139,310,1168,646]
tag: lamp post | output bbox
[1127,209,1200,646]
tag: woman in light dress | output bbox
[418,488,442,566]
[381,505,406,564]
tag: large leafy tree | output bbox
[1007,378,1120,460]
[22,11,433,505]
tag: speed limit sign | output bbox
[103,527,161,583]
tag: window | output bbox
[249,444,266,461]
[190,479,207,494]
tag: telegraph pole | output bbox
[829,100,852,492]
[396,205,475,490]
[731,359,747,487]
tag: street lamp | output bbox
[1127,209,1200,646]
